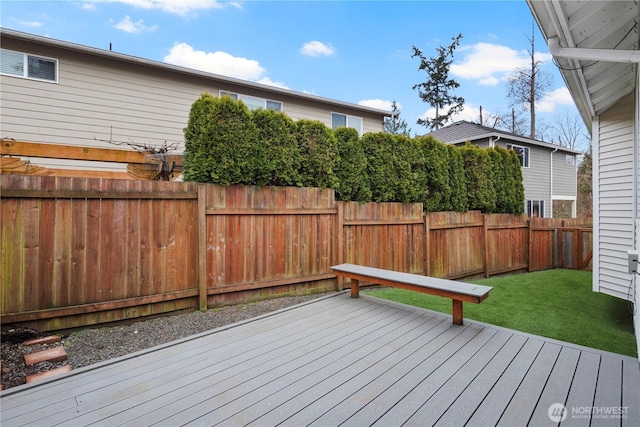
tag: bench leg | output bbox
[452,300,463,325]
[350,279,360,298]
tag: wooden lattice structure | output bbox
[0,139,183,180]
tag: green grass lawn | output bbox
[365,269,637,357]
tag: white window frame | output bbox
[331,112,363,136]
[526,200,545,218]
[219,90,282,112]
[566,154,575,165]
[507,143,530,168]
[0,48,58,83]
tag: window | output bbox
[566,155,575,165]
[0,48,57,83]
[331,113,363,136]
[527,200,545,218]
[219,90,282,112]
[507,143,530,168]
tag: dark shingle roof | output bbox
[428,120,518,142]
[427,120,581,154]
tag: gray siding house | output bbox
[428,120,580,218]
[527,0,639,360]
[0,28,390,173]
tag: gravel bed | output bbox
[1,292,333,391]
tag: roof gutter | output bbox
[548,36,640,63]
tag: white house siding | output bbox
[0,35,385,171]
[594,93,636,301]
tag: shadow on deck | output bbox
[1,292,638,426]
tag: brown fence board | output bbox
[0,175,592,331]
[342,202,424,274]
[485,214,529,276]
[426,211,485,279]
[201,185,337,307]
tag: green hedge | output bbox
[183,93,259,184]
[296,119,340,190]
[251,108,302,187]
[488,146,524,214]
[460,143,497,213]
[446,144,469,212]
[183,95,524,213]
[334,127,371,202]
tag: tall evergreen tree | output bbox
[411,33,464,130]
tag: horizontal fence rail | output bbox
[0,175,593,331]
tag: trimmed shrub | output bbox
[334,127,371,202]
[251,108,302,186]
[415,136,451,212]
[459,143,496,213]
[506,147,525,214]
[394,134,424,204]
[362,132,415,202]
[446,144,468,211]
[488,146,525,214]
[296,120,340,189]
[488,147,508,213]
[183,93,259,184]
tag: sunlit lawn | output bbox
[365,269,637,357]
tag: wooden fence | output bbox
[0,175,592,331]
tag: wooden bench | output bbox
[330,263,492,325]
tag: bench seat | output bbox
[331,263,492,325]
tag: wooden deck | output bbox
[1,292,638,426]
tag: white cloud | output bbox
[451,42,553,86]
[13,19,43,28]
[164,42,266,81]
[358,99,396,112]
[300,41,336,57]
[82,3,97,10]
[90,0,239,16]
[113,15,158,33]
[257,77,289,89]
[419,103,479,127]
[536,87,574,112]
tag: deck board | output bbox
[622,359,640,427]
[1,292,637,427]
[497,341,562,426]
[432,334,528,426]
[529,346,581,426]
[591,356,623,427]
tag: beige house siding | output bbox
[594,93,636,301]
[0,32,387,171]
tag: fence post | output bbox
[557,228,564,268]
[424,213,430,276]
[483,214,489,277]
[527,218,532,272]
[197,184,208,311]
[336,202,344,291]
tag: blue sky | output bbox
[1,0,584,141]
